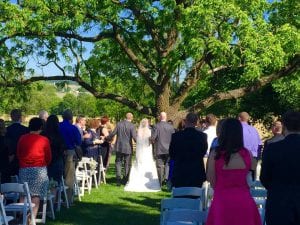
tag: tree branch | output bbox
[114,31,158,91]
[171,57,206,107]
[188,55,300,112]
[0,75,154,115]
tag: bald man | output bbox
[107,112,137,186]
[238,112,262,179]
[264,121,284,147]
[151,112,175,186]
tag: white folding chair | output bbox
[160,198,202,225]
[57,176,70,211]
[0,195,14,225]
[75,161,91,196]
[163,209,207,225]
[172,187,205,210]
[35,193,55,224]
[251,188,267,224]
[97,155,106,185]
[81,157,99,189]
[1,182,36,225]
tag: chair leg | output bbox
[56,187,62,212]
[48,197,55,220]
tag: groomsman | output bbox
[151,112,175,186]
[107,113,136,186]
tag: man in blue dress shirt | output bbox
[59,109,82,203]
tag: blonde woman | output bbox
[124,118,160,192]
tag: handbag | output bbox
[74,145,83,161]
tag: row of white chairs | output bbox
[161,187,208,225]
[75,156,106,201]
[1,182,36,225]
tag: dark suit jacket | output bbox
[6,123,29,155]
[151,121,175,155]
[4,123,29,179]
[260,134,300,224]
[107,120,136,154]
[169,127,207,187]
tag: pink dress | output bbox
[206,148,262,225]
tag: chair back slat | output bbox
[163,209,207,224]
[161,198,202,211]
[1,183,25,193]
[172,187,204,198]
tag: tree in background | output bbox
[0,0,299,122]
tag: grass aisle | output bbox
[47,156,170,225]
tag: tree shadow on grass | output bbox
[47,201,160,225]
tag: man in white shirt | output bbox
[203,114,217,168]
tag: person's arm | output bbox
[44,138,52,165]
[260,145,272,189]
[74,126,82,146]
[206,150,216,188]
[169,133,176,160]
[131,125,137,143]
[150,125,158,143]
[106,125,118,141]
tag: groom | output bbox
[107,113,136,186]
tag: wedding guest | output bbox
[151,112,175,186]
[38,110,49,121]
[74,115,90,140]
[107,113,136,186]
[42,115,66,183]
[17,118,52,219]
[203,114,217,155]
[238,112,262,179]
[59,109,82,203]
[264,120,284,148]
[0,119,10,184]
[5,109,29,182]
[169,113,207,188]
[83,119,102,160]
[260,110,300,225]
[206,118,261,225]
[98,116,110,169]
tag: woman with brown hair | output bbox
[206,118,261,225]
[83,119,102,160]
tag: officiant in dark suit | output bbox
[151,112,175,186]
[260,110,300,225]
[107,113,136,185]
[169,112,207,188]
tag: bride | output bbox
[124,118,161,192]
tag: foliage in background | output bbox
[0,0,299,122]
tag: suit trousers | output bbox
[156,154,170,185]
[64,150,75,203]
[115,152,132,183]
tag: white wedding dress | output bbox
[124,123,161,192]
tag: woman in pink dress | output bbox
[206,118,262,225]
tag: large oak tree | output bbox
[0,0,299,121]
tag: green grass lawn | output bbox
[46,155,170,225]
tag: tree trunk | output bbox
[155,83,187,125]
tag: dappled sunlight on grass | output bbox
[46,155,170,225]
